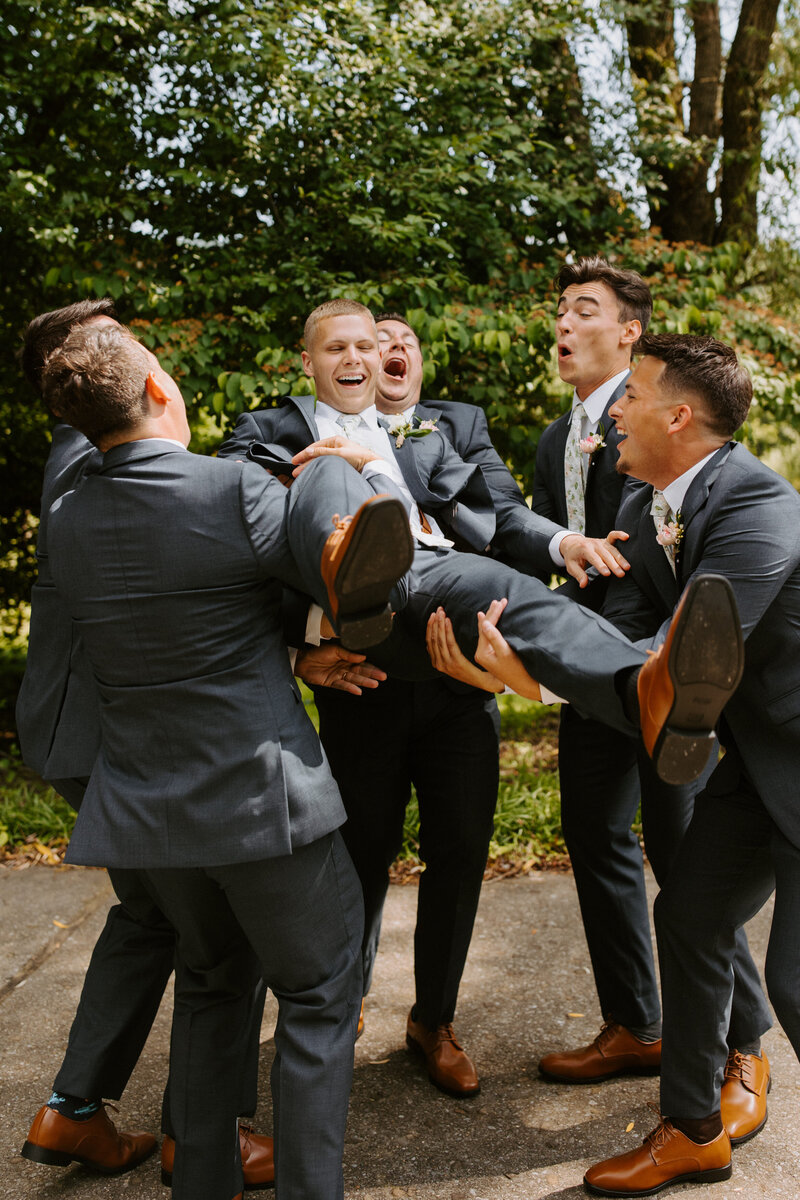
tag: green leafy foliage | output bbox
[2,1,800,617]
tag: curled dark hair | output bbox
[634,333,752,438]
[556,256,652,331]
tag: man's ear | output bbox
[620,319,642,347]
[668,403,693,434]
[301,350,314,379]
[145,371,169,405]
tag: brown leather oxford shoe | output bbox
[539,1021,661,1083]
[161,1122,274,1189]
[356,998,365,1041]
[584,1119,732,1197]
[722,1049,771,1146]
[20,1104,156,1175]
[406,1012,480,1097]
[320,495,413,649]
[637,574,743,785]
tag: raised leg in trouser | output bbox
[655,776,778,1119]
[394,549,646,732]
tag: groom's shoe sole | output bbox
[638,574,743,786]
[321,496,414,650]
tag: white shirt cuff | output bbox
[305,604,326,646]
[549,529,576,567]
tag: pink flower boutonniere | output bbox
[656,513,684,551]
[579,423,606,456]
[386,414,439,449]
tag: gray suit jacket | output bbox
[47,440,345,869]
[16,425,102,781]
[602,442,800,850]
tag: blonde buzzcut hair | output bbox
[304,299,376,350]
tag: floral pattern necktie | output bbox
[651,490,677,574]
[564,401,587,534]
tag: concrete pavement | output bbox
[1,862,797,1199]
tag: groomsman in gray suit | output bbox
[38,319,416,1200]
[584,335,799,1196]
[532,259,769,1098]
[477,334,797,1197]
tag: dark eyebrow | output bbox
[559,293,601,308]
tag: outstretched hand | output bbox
[561,529,630,588]
[294,643,386,695]
[292,437,381,477]
[474,599,542,701]
[425,607,505,693]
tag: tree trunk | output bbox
[626,0,721,244]
[718,0,781,244]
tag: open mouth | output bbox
[336,374,366,388]
[382,354,408,380]
[558,345,572,359]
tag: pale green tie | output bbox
[651,490,677,574]
[564,401,587,534]
[336,413,363,439]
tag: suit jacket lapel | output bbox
[286,393,321,442]
[584,375,628,497]
[674,442,735,584]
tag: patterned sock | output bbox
[47,1091,102,1121]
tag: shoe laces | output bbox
[594,1020,621,1048]
[436,1023,462,1049]
[239,1122,252,1155]
[330,513,353,532]
[643,1104,672,1151]
[724,1048,755,1087]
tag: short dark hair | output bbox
[634,333,752,438]
[556,256,652,331]
[41,324,150,447]
[373,310,411,328]
[21,298,118,393]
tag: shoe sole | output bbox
[651,575,743,786]
[729,1074,770,1147]
[406,1033,481,1099]
[333,497,414,650]
[161,1167,274,1190]
[538,1061,660,1084]
[20,1139,156,1175]
[584,1162,732,1197]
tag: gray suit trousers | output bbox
[143,831,363,1200]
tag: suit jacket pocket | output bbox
[765,683,800,725]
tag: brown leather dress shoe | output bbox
[356,998,365,1041]
[721,1049,771,1145]
[320,495,413,649]
[406,1013,480,1097]
[637,574,743,785]
[20,1104,156,1174]
[161,1122,274,1189]
[584,1120,732,1196]
[539,1022,661,1083]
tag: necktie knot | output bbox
[336,414,363,439]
